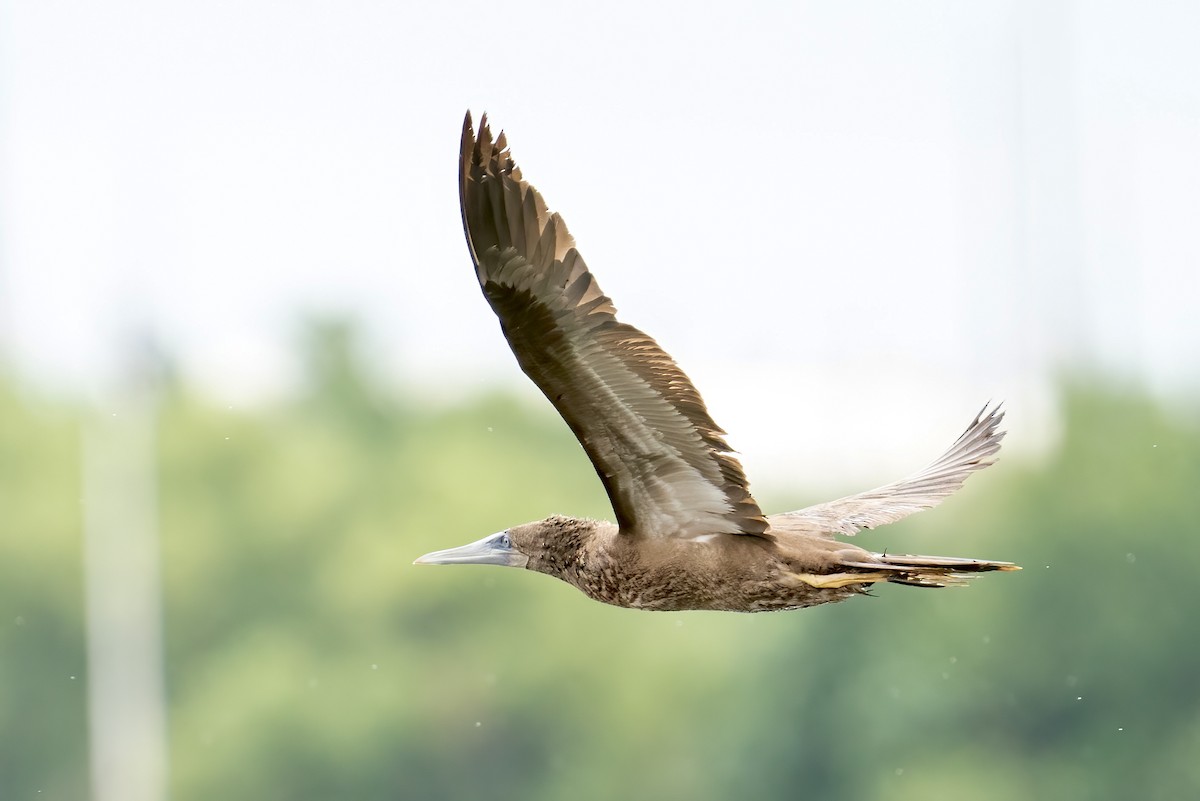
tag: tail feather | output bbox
[840,552,1021,589]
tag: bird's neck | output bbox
[527,517,618,584]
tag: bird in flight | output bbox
[414,112,1019,612]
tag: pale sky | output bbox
[2,0,1197,489]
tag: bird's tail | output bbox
[839,552,1021,588]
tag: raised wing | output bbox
[459,112,767,540]
[780,404,1005,536]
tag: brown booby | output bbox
[414,112,1019,612]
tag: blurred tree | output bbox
[3,322,1198,801]
[296,315,398,439]
[0,379,88,799]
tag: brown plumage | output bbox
[413,112,1019,612]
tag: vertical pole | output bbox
[82,359,168,801]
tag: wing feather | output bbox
[459,112,767,540]
[780,404,1005,536]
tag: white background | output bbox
[2,0,1197,489]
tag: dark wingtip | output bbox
[975,400,1006,424]
[461,111,476,161]
[478,113,494,150]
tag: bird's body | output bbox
[414,112,1019,612]
[498,502,1008,613]
[506,516,859,612]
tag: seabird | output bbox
[414,112,1019,613]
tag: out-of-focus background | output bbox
[2,2,1198,799]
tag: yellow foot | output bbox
[791,571,890,589]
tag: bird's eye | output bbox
[497,533,512,549]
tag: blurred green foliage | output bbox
[2,323,1198,800]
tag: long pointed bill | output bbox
[413,532,528,568]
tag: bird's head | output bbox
[413,516,595,574]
